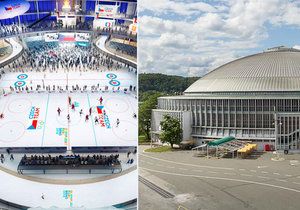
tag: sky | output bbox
[138,0,300,77]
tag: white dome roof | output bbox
[185,48,300,93]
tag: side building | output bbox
[151,47,300,151]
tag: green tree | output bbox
[139,92,164,140]
[160,115,182,148]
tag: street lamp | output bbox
[273,119,282,151]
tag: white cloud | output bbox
[139,0,217,16]
[139,0,300,77]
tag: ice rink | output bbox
[0,70,137,148]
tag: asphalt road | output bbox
[139,146,300,210]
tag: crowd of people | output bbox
[0,20,136,39]
[0,38,137,94]
[19,154,121,167]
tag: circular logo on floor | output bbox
[14,81,26,87]
[106,73,117,79]
[109,80,121,86]
[17,74,28,80]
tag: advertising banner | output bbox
[95,4,118,18]
[0,0,30,20]
[93,19,115,29]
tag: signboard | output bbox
[44,33,90,43]
[129,23,137,34]
[95,4,118,18]
[93,19,115,29]
[0,0,30,20]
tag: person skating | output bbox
[57,107,61,116]
[99,96,103,105]
[0,113,4,119]
[89,107,92,116]
[79,109,83,116]
[68,96,71,106]
[116,118,120,127]
[85,114,89,122]
[67,114,70,122]
[95,116,99,124]
[71,103,75,111]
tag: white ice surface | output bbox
[0,91,137,148]
[0,69,136,92]
[0,169,137,208]
[0,71,137,148]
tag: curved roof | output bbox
[185,48,300,93]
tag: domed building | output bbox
[151,47,300,151]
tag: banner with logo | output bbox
[44,33,90,42]
[95,4,118,18]
[129,23,137,34]
[93,19,115,29]
[0,0,30,20]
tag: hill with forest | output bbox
[139,73,199,101]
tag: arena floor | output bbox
[0,70,137,148]
[0,152,137,209]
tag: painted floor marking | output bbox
[140,167,300,194]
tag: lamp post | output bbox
[273,114,282,151]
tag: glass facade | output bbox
[154,95,300,150]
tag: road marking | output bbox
[285,174,292,177]
[261,171,268,174]
[273,173,281,176]
[179,168,188,171]
[241,174,253,177]
[250,170,257,173]
[167,166,175,169]
[140,153,235,171]
[293,182,300,185]
[178,205,189,210]
[258,166,268,169]
[193,169,203,173]
[239,169,246,171]
[208,171,217,174]
[257,176,269,179]
[140,167,300,193]
[276,179,287,182]
[224,172,236,175]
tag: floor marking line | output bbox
[257,176,269,179]
[179,168,188,171]
[87,93,98,146]
[275,179,287,182]
[273,173,281,176]
[140,153,234,171]
[224,172,236,175]
[293,182,300,185]
[140,167,300,193]
[41,93,50,147]
[240,174,252,177]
